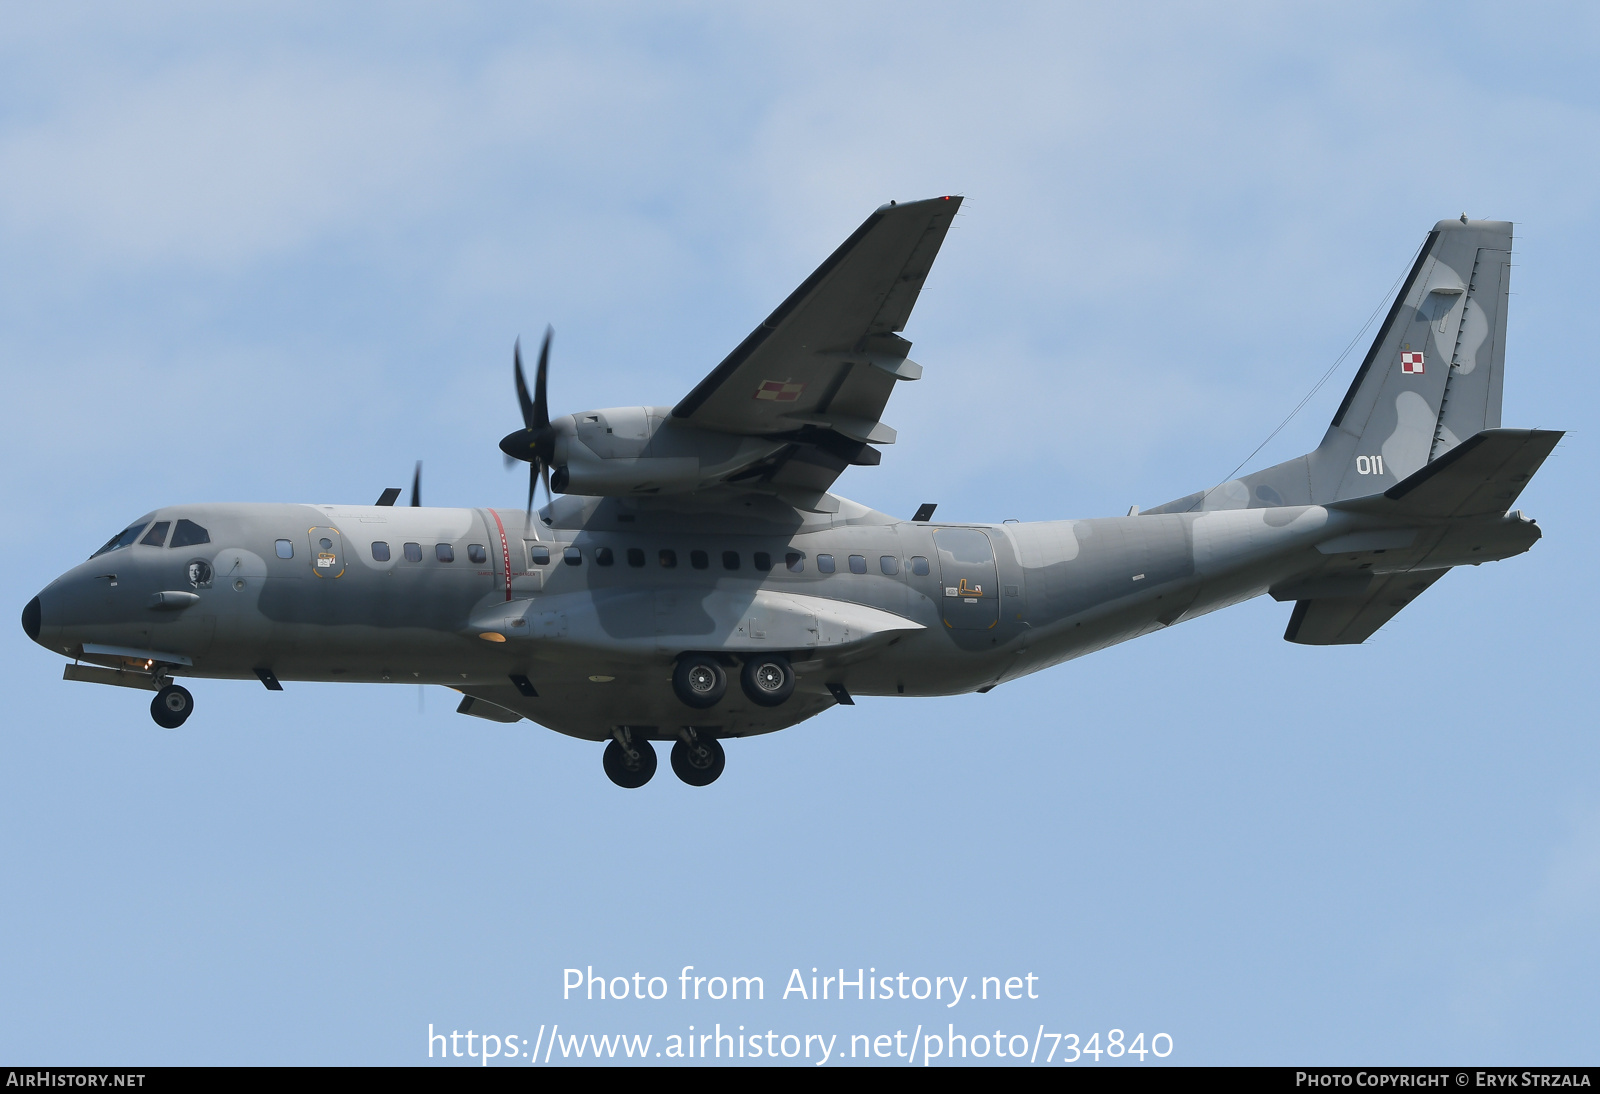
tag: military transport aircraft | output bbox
[22,197,1560,787]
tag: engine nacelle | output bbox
[548,406,785,496]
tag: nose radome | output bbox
[22,595,42,642]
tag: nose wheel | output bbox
[671,730,725,787]
[150,684,194,730]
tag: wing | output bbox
[673,196,962,501]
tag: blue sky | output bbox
[2,2,1596,1065]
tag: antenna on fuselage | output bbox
[410,461,422,507]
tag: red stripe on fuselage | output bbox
[488,509,512,602]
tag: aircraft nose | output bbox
[22,595,43,644]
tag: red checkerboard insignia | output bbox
[1400,351,1425,375]
[754,380,804,402]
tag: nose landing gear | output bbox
[150,684,194,730]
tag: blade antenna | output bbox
[410,461,422,507]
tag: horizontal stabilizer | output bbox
[1335,428,1561,519]
[1284,570,1448,645]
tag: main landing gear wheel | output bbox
[672,654,727,709]
[150,684,193,730]
[671,732,726,787]
[740,655,795,707]
[602,735,657,789]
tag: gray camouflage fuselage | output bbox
[27,487,1540,742]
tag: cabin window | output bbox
[880,555,899,575]
[659,548,678,568]
[722,551,741,571]
[816,553,836,573]
[170,519,210,548]
[564,546,582,566]
[627,547,646,568]
[910,555,930,576]
[467,544,487,564]
[785,552,805,573]
[436,543,454,563]
[595,546,614,566]
[371,541,391,562]
[848,554,867,574]
[754,552,772,572]
[319,537,333,551]
[141,522,170,547]
[404,542,423,562]
[275,539,294,559]
[690,549,709,570]
[528,544,550,566]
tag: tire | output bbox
[602,738,657,788]
[150,685,193,730]
[672,654,727,709]
[739,655,795,707]
[671,735,726,787]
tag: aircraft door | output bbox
[934,528,998,630]
[307,527,347,579]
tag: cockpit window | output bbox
[91,523,148,558]
[140,521,171,547]
[170,519,210,548]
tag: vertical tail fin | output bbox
[1315,217,1512,499]
[1148,217,1513,513]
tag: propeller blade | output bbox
[503,451,518,471]
[410,461,422,507]
[532,326,551,430]
[513,338,536,432]
[526,462,537,523]
[540,462,552,511]
[502,327,556,472]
